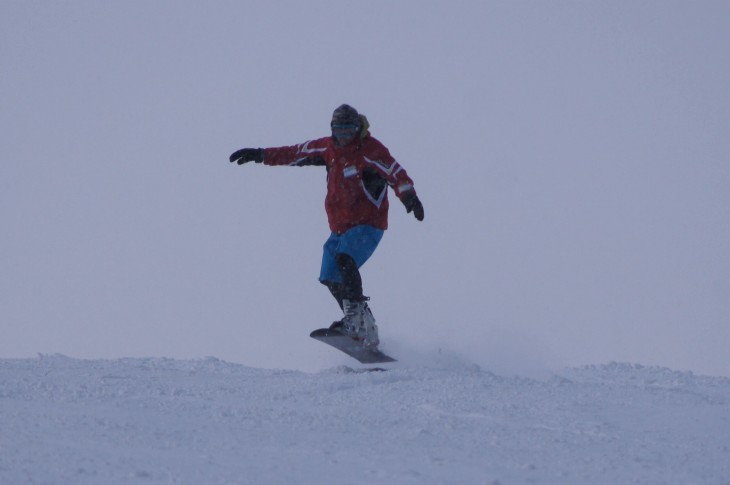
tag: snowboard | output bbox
[309,328,396,364]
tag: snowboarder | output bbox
[230,104,424,348]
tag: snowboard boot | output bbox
[329,298,360,334]
[338,298,379,349]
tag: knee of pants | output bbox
[334,252,357,270]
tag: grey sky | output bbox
[2,1,729,376]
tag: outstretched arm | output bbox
[230,139,328,167]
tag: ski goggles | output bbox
[331,123,359,131]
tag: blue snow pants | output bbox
[319,225,384,284]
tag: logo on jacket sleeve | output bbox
[298,140,326,154]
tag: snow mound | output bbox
[1,355,729,484]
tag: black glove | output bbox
[402,193,424,221]
[229,148,263,165]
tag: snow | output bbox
[2,355,729,484]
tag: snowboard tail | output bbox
[310,328,396,364]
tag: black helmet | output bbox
[331,104,360,126]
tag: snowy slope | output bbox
[1,355,729,484]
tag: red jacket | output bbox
[263,134,417,234]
